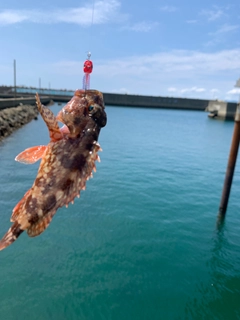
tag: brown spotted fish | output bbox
[0,89,107,251]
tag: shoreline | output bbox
[0,104,38,141]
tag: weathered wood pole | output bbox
[218,104,240,218]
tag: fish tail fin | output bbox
[0,222,23,251]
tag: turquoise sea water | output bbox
[0,104,240,320]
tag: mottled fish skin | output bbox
[0,89,107,250]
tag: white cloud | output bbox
[201,8,224,21]
[168,87,177,92]
[209,24,239,35]
[99,49,240,76]
[205,23,239,47]
[181,87,206,93]
[53,49,240,78]
[0,0,123,26]
[0,11,28,24]
[160,6,177,12]
[112,87,129,94]
[50,49,240,100]
[227,88,240,95]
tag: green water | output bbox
[0,104,240,319]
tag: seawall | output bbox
[0,104,38,141]
[103,93,210,110]
[0,96,51,110]
[34,92,210,111]
[0,91,238,116]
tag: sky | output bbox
[0,0,240,101]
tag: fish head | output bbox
[57,89,107,137]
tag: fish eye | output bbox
[88,105,94,112]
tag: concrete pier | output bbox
[206,100,238,120]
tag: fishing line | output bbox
[82,0,95,91]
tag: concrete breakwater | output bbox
[1,89,238,115]
[0,96,51,110]
[0,104,38,141]
[0,90,238,126]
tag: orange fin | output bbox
[11,189,31,222]
[15,146,47,164]
[27,211,56,237]
[36,93,62,141]
[0,222,23,251]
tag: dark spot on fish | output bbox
[42,176,56,195]
[25,195,38,214]
[61,154,86,171]
[35,177,45,188]
[86,143,93,151]
[42,194,56,215]
[74,117,81,125]
[59,178,74,196]
[83,107,88,117]
[28,212,39,224]
[88,130,98,141]
[68,124,73,133]
[12,223,23,238]
[94,95,103,106]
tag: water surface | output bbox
[0,104,240,320]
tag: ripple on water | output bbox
[0,105,240,319]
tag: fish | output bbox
[0,89,107,251]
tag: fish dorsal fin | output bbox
[15,146,47,164]
[36,94,63,141]
[27,210,56,237]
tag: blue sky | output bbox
[0,0,240,101]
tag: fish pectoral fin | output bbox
[15,146,47,164]
[27,211,56,237]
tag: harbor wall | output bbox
[0,104,39,141]
[38,92,210,111]
[103,93,210,110]
[0,96,51,110]
[53,92,238,119]
[0,91,237,115]
[0,91,238,124]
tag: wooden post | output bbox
[218,104,240,218]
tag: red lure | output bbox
[82,52,93,90]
